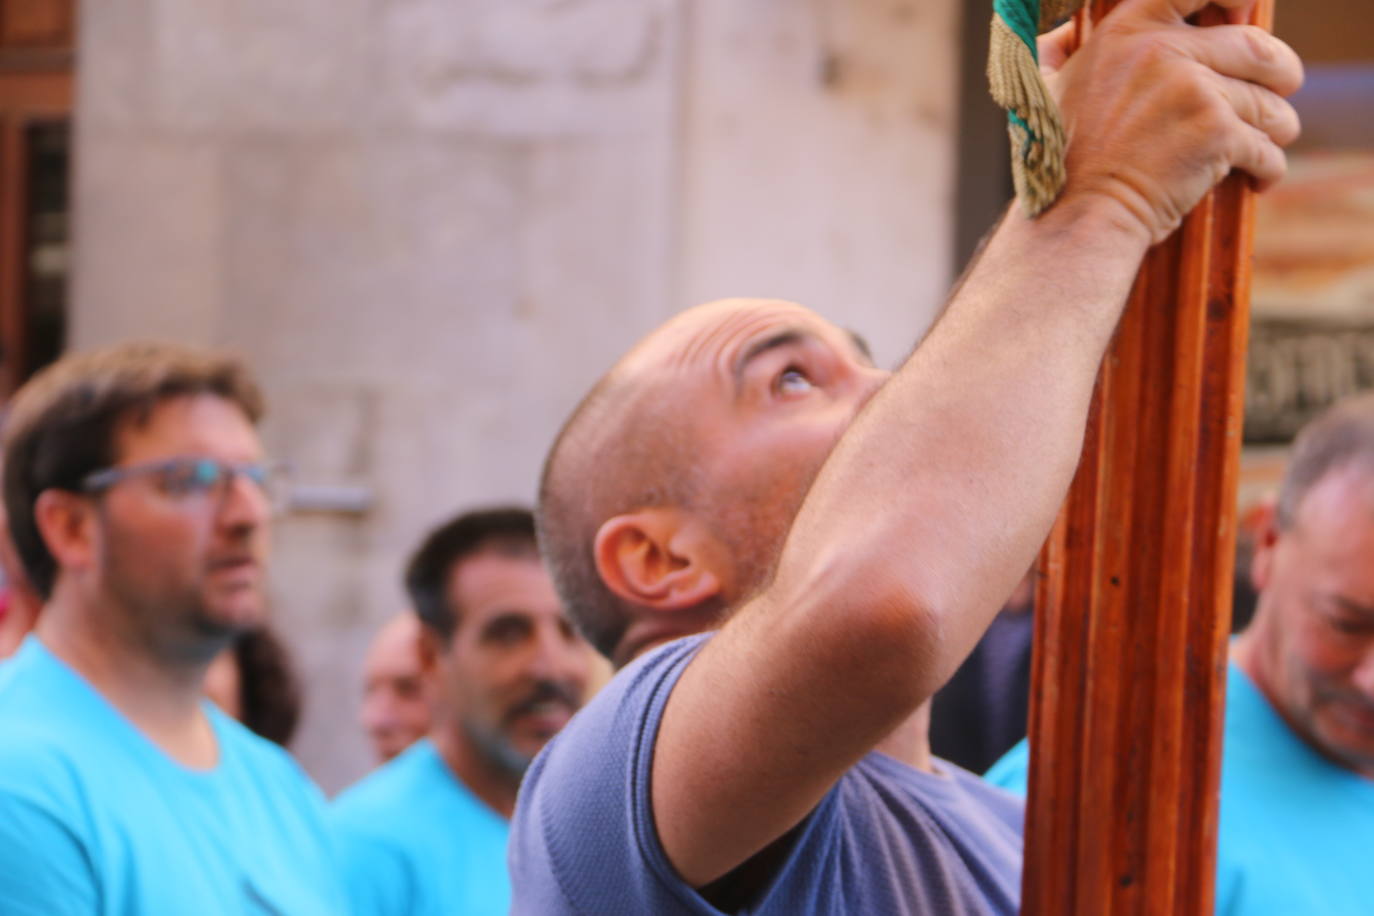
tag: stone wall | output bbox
[71,0,962,791]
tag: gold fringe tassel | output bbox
[987,14,1068,217]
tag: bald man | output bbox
[360,613,434,764]
[508,1,1303,912]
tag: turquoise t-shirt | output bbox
[0,636,346,915]
[331,737,511,916]
[984,662,1374,915]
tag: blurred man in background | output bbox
[359,611,434,764]
[990,393,1374,913]
[332,507,593,916]
[0,342,344,912]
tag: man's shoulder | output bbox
[0,638,85,727]
[1217,663,1349,802]
[522,633,711,795]
[848,752,1025,849]
[331,741,437,829]
[332,740,498,843]
[556,635,710,743]
[333,740,512,915]
[509,634,714,911]
[942,760,1027,824]
[0,725,90,830]
[0,649,114,819]
[1213,664,1374,915]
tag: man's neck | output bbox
[37,590,220,770]
[430,725,521,820]
[1231,631,1374,782]
[874,701,935,772]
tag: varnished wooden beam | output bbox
[1021,2,1273,913]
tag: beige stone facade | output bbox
[71,0,962,791]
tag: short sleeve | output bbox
[0,792,99,915]
[509,634,717,915]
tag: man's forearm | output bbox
[646,0,1302,887]
[768,196,1148,706]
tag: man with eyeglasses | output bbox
[0,342,345,913]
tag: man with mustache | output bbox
[0,342,345,912]
[990,393,1374,913]
[332,507,593,916]
[507,0,1304,911]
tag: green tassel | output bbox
[988,0,1084,216]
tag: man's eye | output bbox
[485,619,532,645]
[776,367,814,396]
[1328,616,1373,636]
[158,461,220,496]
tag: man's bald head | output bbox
[538,299,886,663]
[1238,392,1374,777]
[538,368,700,659]
[360,612,433,763]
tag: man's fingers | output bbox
[1218,76,1301,147]
[1131,0,1256,25]
[1176,25,1304,96]
[1037,21,1077,75]
[1219,1,1261,26]
[1228,121,1288,191]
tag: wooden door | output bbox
[0,0,73,398]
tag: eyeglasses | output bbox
[81,458,293,513]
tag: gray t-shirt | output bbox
[509,633,1024,914]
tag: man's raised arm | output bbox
[651,0,1302,888]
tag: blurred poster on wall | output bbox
[1246,151,1374,444]
[1235,66,1374,612]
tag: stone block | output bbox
[677,0,960,367]
[146,0,376,132]
[69,131,223,347]
[376,0,679,137]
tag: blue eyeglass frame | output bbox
[80,457,291,507]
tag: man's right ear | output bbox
[593,508,722,612]
[1241,498,1279,594]
[32,489,97,576]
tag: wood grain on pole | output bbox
[1021,2,1273,913]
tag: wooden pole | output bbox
[1021,2,1273,913]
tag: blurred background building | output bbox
[0,0,1370,790]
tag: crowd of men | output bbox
[0,0,1370,912]
[0,345,596,915]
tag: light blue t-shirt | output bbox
[0,636,345,915]
[331,737,511,916]
[985,662,1374,915]
[509,633,1025,915]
